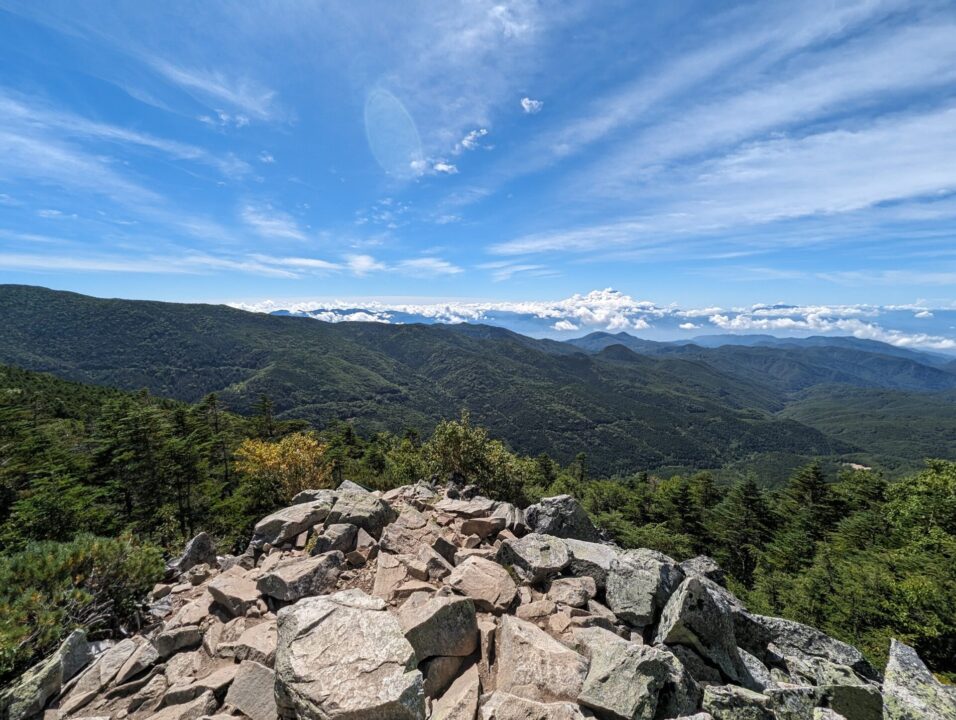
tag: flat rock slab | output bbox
[208,574,261,618]
[524,495,601,542]
[256,551,343,602]
[883,639,956,720]
[495,616,587,704]
[496,534,570,584]
[275,588,425,720]
[398,594,478,661]
[223,661,278,720]
[253,498,335,547]
[446,556,517,613]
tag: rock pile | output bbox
[4,482,954,720]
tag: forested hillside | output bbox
[0,285,852,481]
[0,364,953,686]
[4,285,955,482]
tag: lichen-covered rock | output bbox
[325,489,396,537]
[680,555,727,587]
[655,576,746,684]
[606,548,683,627]
[495,616,587,704]
[883,638,956,720]
[702,685,774,720]
[563,538,619,591]
[750,615,878,681]
[496,534,570,584]
[398,593,478,661]
[256,550,343,601]
[59,637,139,714]
[446,556,518,613]
[524,495,601,542]
[274,588,425,720]
[571,627,669,720]
[0,631,92,720]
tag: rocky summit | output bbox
[4,482,953,720]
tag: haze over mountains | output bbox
[3,284,954,483]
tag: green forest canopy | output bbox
[0,362,953,685]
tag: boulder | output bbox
[256,551,343,602]
[496,534,570,584]
[655,577,746,683]
[274,589,425,720]
[217,619,277,665]
[168,532,219,575]
[372,552,412,601]
[154,625,203,659]
[380,507,444,555]
[524,495,601,542]
[430,664,480,720]
[435,497,497,518]
[223,660,278,720]
[325,489,396,537]
[494,616,588,704]
[547,577,596,608]
[59,637,139,714]
[208,573,262,617]
[422,655,466,699]
[478,692,591,720]
[446,556,518,613]
[571,628,667,720]
[162,664,238,707]
[337,479,369,493]
[145,689,218,720]
[883,638,956,719]
[563,538,619,590]
[0,631,92,720]
[461,516,506,540]
[115,639,161,684]
[680,555,727,587]
[571,627,699,720]
[398,594,478,660]
[418,545,455,581]
[308,523,358,555]
[605,548,683,627]
[490,502,528,535]
[766,684,883,720]
[251,497,335,548]
[750,615,878,681]
[702,685,774,720]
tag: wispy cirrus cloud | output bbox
[240,204,308,242]
[150,59,280,122]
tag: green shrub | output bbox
[0,534,164,684]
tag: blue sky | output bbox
[1,0,955,322]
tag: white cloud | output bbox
[345,254,387,276]
[396,257,463,276]
[258,151,275,164]
[229,289,956,352]
[151,59,279,121]
[240,204,307,241]
[520,97,543,114]
[915,310,934,319]
[433,161,459,174]
[456,128,490,153]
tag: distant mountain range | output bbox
[2,284,954,483]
